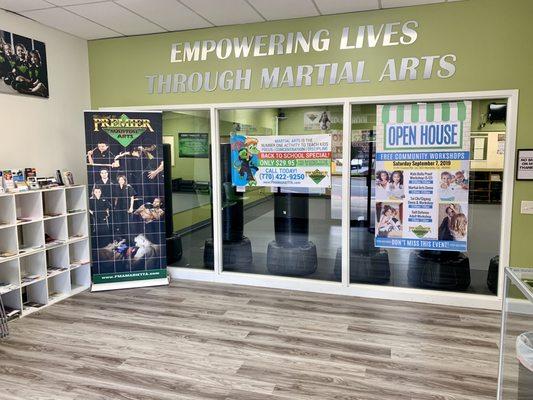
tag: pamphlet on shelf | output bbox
[21,274,42,284]
[0,251,17,258]
[55,170,64,186]
[2,170,14,192]
[12,170,28,191]
[0,282,18,295]
[23,301,44,309]
[4,306,21,319]
[47,266,69,276]
[44,212,62,218]
[62,171,74,186]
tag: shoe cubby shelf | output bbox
[0,186,91,319]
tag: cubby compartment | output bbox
[0,226,19,259]
[17,221,45,254]
[22,279,48,314]
[1,290,22,320]
[48,271,71,303]
[44,216,68,247]
[71,264,91,293]
[19,251,46,287]
[42,188,66,218]
[67,212,88,240]
[69,240,90,268]
[66,186,87,214]
[0,259,20,294]
[15,191,43,223]
[0,195,16,227]
[46,245,70,278]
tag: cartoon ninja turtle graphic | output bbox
[232,137,259,185]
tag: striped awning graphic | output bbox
[381,102,468,125]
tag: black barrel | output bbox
[220,143,244,242]
[274,192,309,246]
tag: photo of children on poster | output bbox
[84,112,166,282]
[0,29,48,97]
[375,102,471,251]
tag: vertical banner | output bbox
[230,134,331,188]
[375,102,471,251]
[84,111,168,290]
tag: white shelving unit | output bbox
[0,185,90,319]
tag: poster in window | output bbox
[0,30,48,98]
[230,134,331,188]
[375,102,471,252]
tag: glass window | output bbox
[217,106,343,281]
[162,110,212,269]
[349,99,507,295]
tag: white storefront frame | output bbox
[102,89,518,310]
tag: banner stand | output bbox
[91,277,169,292]
[84,110,168,291]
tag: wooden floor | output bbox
[0,280,501,400]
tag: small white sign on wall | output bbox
[517,149,533,180]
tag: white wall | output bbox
[0,10,90,183]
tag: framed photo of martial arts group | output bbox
[84,111,168,291]
[0,29,49,98]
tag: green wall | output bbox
[163,111,211,181]
[88,0,533,267]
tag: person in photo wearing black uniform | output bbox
[114,145,160,186]
[12,43,32,94]
[88,186,111,240]
[88,185,114,274]
[27,50,47,96]
[438,204,456,241]
[87,142,119,168]
[95,169,114,201]
[0,42,15,85]
[113,174,136,236]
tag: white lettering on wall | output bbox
[152,19,458,94]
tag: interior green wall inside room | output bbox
[88,0,533,268]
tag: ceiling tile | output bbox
[0,0,54,12]
[247,0,318,20]
[180,0,264,26]
[65,2,166,36]
[381,0,444,8]
[23,7,120,39]
[46,0,105,5]
[116,0,212,31]
[315,0,379,14]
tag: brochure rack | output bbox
[0,185,90,319]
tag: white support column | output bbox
[210,107,223,275]
[498,90,518,298]
[341,101,352,286]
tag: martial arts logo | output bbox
[306,169,327,184]
[93,114,154,147]
[410,225,431,238]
